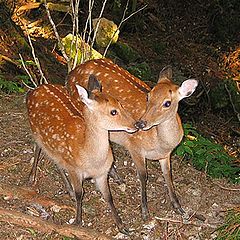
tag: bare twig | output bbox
[19,53,37,89]
[214,181,240,191]
[91,0,108,49]
[44,0,71,72]
[72,0,80,70]
[225,83,240,122]
[103,3,147,56]
[155,216,217,229]
[26,33,48,85]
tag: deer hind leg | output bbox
[95,174,128,234]
[159,156,185,215]
[108,163,124,185]
[58,168,75,199]
[68,170,84,225]
[28,144,44,185]
[130,151,149,221]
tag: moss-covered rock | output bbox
[61,34,103,64]
[112,41,140,63]
[93,18,119,48]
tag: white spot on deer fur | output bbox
[104,73,109,77]
[114,79,118,83]
[78,68,82,74]
[93,61,98,65]
[112,69,116,73]
[52,134,58,139]
[119,89,123,93]
[95,72,101,76]
[115,86,119,89]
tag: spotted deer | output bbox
[26,76,137,233]
[67,58,198,220]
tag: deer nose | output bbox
[135,120,147,130]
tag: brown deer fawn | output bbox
[26,75,137,233]
[67,58,198,220]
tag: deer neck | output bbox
[156,113,183,147]
[83,109,109,155]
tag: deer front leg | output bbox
[130,151,148,221]
[96,174,128,234]
[159,156,185,215]
[68,171,84,225]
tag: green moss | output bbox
[127,62,151,82]
[112,41,140,63]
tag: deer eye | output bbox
[110,109,118,116]
[163,100,171,108]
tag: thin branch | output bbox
[225,83,240,122]
[91,0,107,50]
[82,0,95,64]
[69,0,76,68]
[44,0,71,72]
[103,3,148,57]
[19,53,37,88]
[155,216,217,229]
[26,33,48,84]
[122,4,147,24]
[72,0,80,70]
[214,181,240,191]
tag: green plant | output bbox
[0,75,25,93]
[127,62,151,82]
[175,123,240,183]
[215,208,240,240]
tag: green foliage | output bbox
[62,237,74,240]
[175,124,240,183]
[0,75,25,93]
[209,79,240,113]
[112,41,140,63]
[127,62,151,82]
[215,208,240,240]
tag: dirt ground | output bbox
[0,92,239,239]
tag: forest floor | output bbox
[0,93,239,239]
[0,0,240,239]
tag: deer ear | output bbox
[87,74,102,94]
[179,79,198,100]
[76,84,94,108]
[158,66,172,82]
